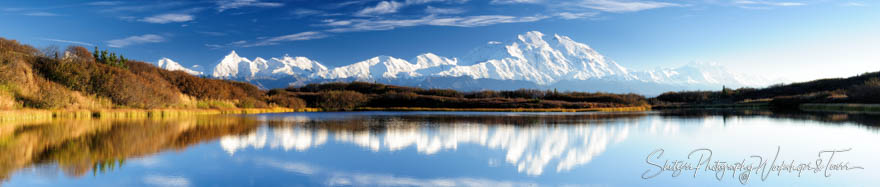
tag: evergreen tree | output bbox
[93,46,99,62]
[100,50,108,64]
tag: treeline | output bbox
[0,37,271,109]
[654,72,880,107]
[269,82,648,111]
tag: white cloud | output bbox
[734,0,806,7]
[326,172,538,187]
[254,157,320,175]
[107,34,165,48]
[101,2,187,13]
[490,0,543,4]
[426,6,466,14]
[140,13,194,24]
[131,157,162,168]
[568,0,681,13]
[841,2,866,7]
[143,175,190,187]
[356,0,469,16]
[555,12,599,19]
[326,15,548,32]
[248,31,327,47]
[197,31,227,36]
[23,12,60,16]
[357,1,405,16]
[217,0,284,12]
[219,31,328,48]
[86,1,123,6]
[40,38,95,46]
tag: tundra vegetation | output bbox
[653,72,880,109]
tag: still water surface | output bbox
[2,110,878,186]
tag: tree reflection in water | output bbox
[2,110,878,182]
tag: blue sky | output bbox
[0,0,877,81]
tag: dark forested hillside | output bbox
[654,71,880,107]
[271,82,649,111]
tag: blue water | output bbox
[3,111,878,186]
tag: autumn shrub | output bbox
[236,97,268,108]
[267,95,306,109]
[196,100,236,109]
[266,90,307,109]
[847,78,880,103]
[31,49,179,108]
[0,84,18,109]
[316,91,368,111]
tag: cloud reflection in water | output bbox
[219,113,666,175]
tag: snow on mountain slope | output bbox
[198,31,768,94]
[268,55,328,77]
[212,51,327,79]
[632,62,769,88]
[312,53,459,80]
[212,50,254,78]
[156,58,203,75]
[315,56,420,80]
[434,31,633,85]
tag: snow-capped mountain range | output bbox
[155,31,770,95]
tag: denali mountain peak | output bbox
[155,31,768,94]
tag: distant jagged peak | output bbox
[156,57,203,75]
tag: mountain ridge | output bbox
[156,31,770,95]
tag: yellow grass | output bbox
[356,106,651,112]
[0,107,321,122]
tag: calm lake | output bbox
[1,110,878,186]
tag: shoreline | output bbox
[0,108,319,122]
[800,103,880,114]
[1,106,652,121]
[355,106,652,112]
[6,103,879,122]
[651,103,769,109]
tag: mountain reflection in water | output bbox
[1,110,878,186]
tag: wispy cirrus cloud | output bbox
[426,6,466,14]
[840,2,866,7]
[733,0,806,8]
[217,0,284,12]
[356,0,469,16]
[197,31,228,36]
[245,156,539,187]
[86,1,124,6]
[209,31,327,48]
[218,13,549,48]
[490,0,542,4]
[491,0,680,13]
[107,34,165,48]
[555,12,599,19]
[325,15,548,32]
[142,175,190,187]
[566,0,681,13]
[23,12,61,16]
[140,13,194,24]
[356,1,405,16]
[40,38,95,46]
[245,31,327,47]
[101,2,187,13]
